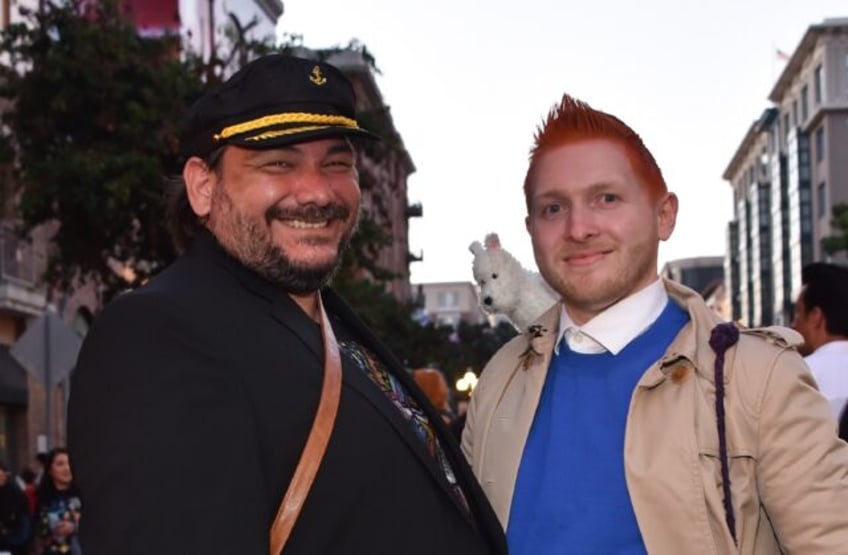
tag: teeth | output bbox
[288,220,328,229]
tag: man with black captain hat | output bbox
[68,54,507,555]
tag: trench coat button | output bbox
[671,365,687,383]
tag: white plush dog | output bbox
[468,233,559,331]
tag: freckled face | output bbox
[206,138,360,293]
[525,139,677,324]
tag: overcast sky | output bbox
[280,0,847,285]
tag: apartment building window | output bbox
[817,181,827,218]
[437,291,459,308]
[800,85,809,122]
[792,100,798,126]
[814,64,823,104]
[783,113,790,139]
[758,184,770,221]
[815,127,825,162]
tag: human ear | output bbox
[657,192,679,241]
[809,306,827,331]
[183,156,215,218]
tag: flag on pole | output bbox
[776,49,791,62]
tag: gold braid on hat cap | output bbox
[244,126,333,142]
[213,112,359,141]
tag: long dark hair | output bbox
[35,448,80,506]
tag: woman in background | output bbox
[35,448,81,555]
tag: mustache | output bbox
[265,203,350,225]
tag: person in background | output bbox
[68,54,506,555]
[15,469,36,518]
[791,261,848,432]
[462,92,848,553]
[35,448,81,555]
[0,462,31,555]
[413,368,456,425]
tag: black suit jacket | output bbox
[68,232,506,555]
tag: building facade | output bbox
[323,48,420,303]
[179,0,282,56]
[0,0,81,471]
[660,256,724,295]
[414,281,488,328]
[1,0,31,28]
[724,18,848,326]
[0,222,47,471]
[662,256,729,320]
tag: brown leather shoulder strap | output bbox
[269,293,342,554]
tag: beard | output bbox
[538,237,657,320]
[209,187,358,295]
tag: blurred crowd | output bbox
[0,448,82,555]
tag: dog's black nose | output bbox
[483,297,493,306]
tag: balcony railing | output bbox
[0,223,46,287]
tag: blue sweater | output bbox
[507,300,689,555]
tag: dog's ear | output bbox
[469,241,485,255]
[484,233,501,250]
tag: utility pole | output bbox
[208,0,215,62]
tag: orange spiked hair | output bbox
[523,94,667,210]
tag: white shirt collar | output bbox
[806,340,848,359]
[555,278,668,355]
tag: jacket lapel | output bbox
[187,234,481,526]
[483,306,560,524]
[263,286,450,497]
[322,289,476,521]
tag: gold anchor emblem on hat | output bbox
[309,65,327,85]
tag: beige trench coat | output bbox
[462,279,848,554]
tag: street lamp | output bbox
[455,369,479,394]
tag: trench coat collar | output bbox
[517,279,725,389]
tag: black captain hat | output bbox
[180,54,378,159]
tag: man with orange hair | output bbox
[462,94,848,554]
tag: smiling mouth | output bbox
[286,219,331,229]
[267,203,350,230]
[565,251,610,265]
